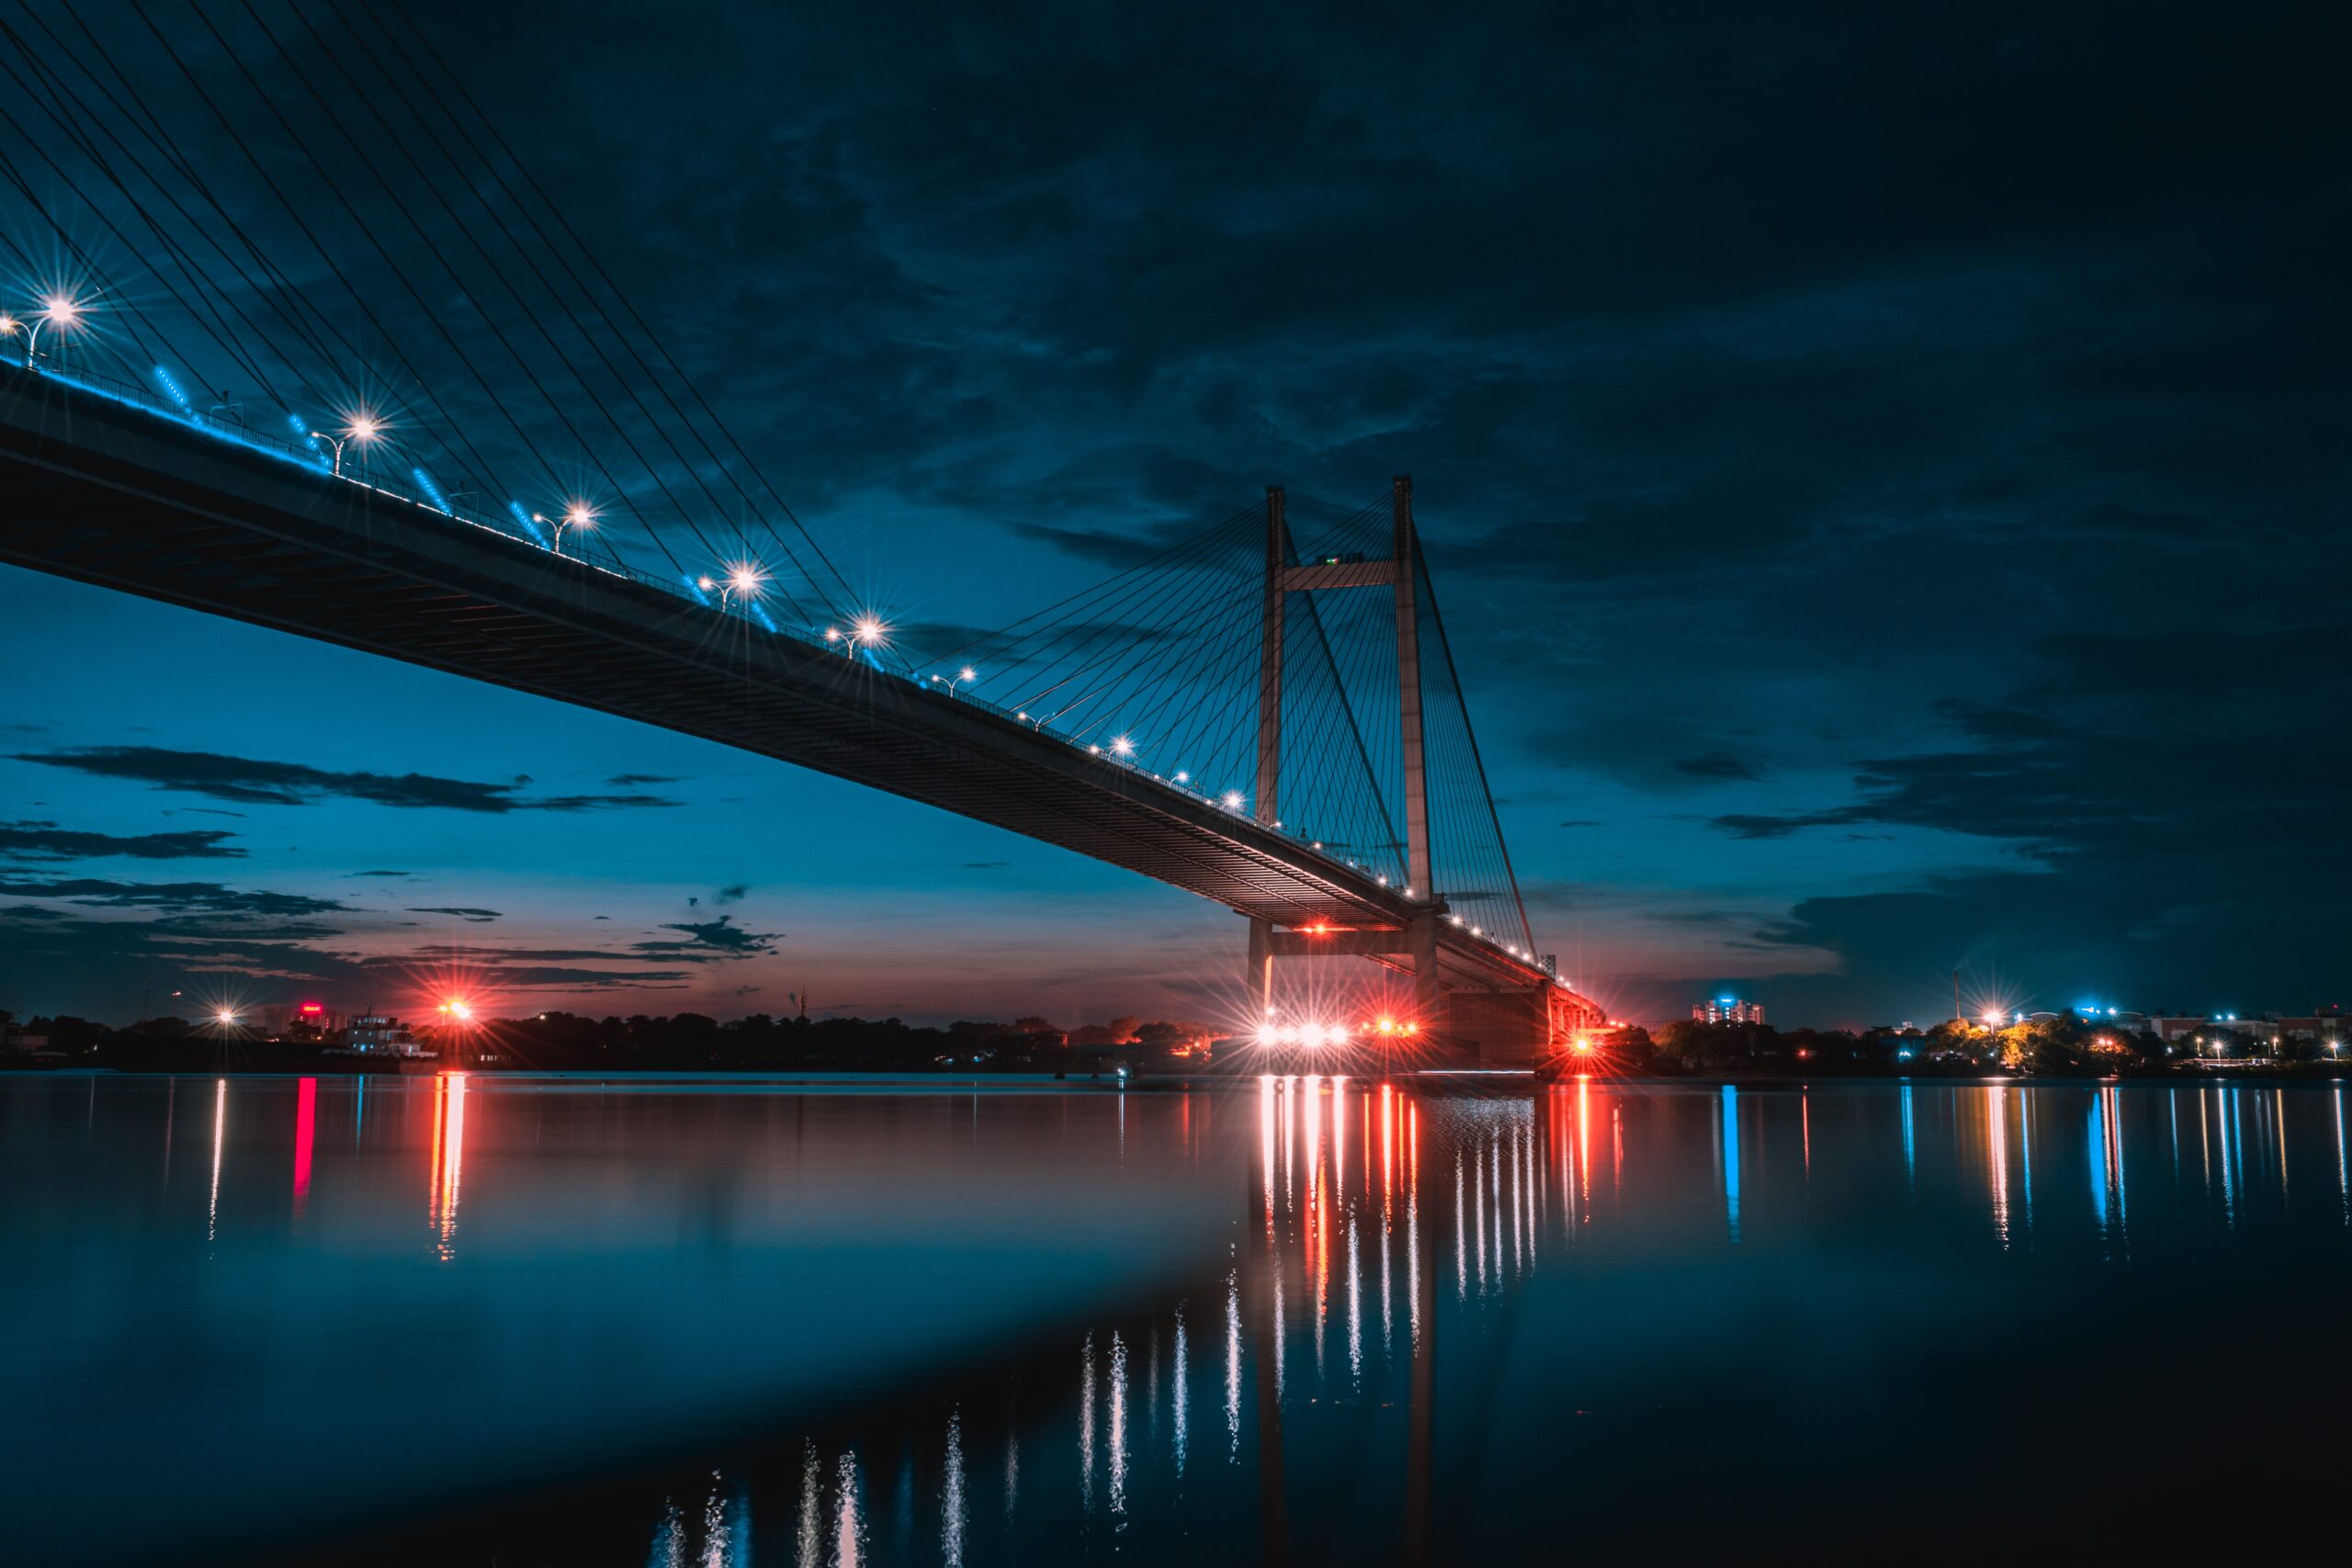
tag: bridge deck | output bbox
[0,371,1575,999]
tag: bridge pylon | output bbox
[1247,476,1458,1043]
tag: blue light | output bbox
[683,573,713,606]
[151,366,190,412]
[750,601,777,633]
[1721,1086,1740,1243]
[411,468,451,513]
[1717,995,1734,1005]
[507,502,548,545]
[287,412,327,465]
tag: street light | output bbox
[712,563,766,617]
[310,412,383,477]
[17,294,85,370]
[852,615,888,648]
[534,502,596,557]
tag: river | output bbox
[5,1072,2348,1563]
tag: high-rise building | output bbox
[1693,996,1764,1025]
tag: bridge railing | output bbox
[5,358,1561,980]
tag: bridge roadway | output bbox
[0,369,1589,1021]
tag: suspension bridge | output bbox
[0,1,1600,1060]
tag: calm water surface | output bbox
[6,1073,2350,1564]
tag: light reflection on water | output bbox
[5,1073,2352,1564]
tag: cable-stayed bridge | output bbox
[0,2,1600,1058]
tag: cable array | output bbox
[0,2,1539,964]
[921,488,1537,958]
[0,0,883,656]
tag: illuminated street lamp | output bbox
[535,502,596,557]
[852,615,888,648]
[718,562,765,609]
[15,293,85,370]
[310,412,384,477]
[932,666,978,695]
[1110,735,1136,759]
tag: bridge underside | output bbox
[0,376,1594,1054]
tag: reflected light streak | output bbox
[1380,1168,1394,1353]
[1260,1076,1277,1231]
[2275,1088,2290,1205]
[1901,1082,1916,1198]
[429,1074,469,1261]
[1283,1076,1297,1212]
[796,1441,821,1567]
[1453,1152,1467,1301]
[1332,1075,1347,1198]
[1722,1086,1741,1244]
[1079,1332,1096,1511]
[2217,1088,2238,1227]
[942,1412,967,1568]
[1171,1307,1188,1477]
[208,1077,226,1246]
[2105,1085,2129,1252]
[2333,1086,2347,1227]
[832,1451,865,1568]
[1381,1084,1396,1205]
[1004,1420,1020,1522]
[1346,1213,1363,1385]
[1107,1333,1128,1522]
[1474,1141,1489,1291]
[1989,1086,2012,1249]
[1577,1079,1592,1212]
[1406,1179,1421,1349]
[1272,1260,1286,1403]
[1489,1132,1503,1284]
[1312,1162,1329,1381]
[2018,1090,2035,1236]
[292,1077,316,1217]
[1225,1269,1242,1463]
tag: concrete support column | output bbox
[1392,476,1432,901]
[1408,908,1442,1034]
[1256,486,1286,827]
[1247,915,1276,1021]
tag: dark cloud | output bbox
[13,748,684,813]
[348,869,414,878]
[0,820,245,862]
[633,916,782,960]
[406,907,504,922]
[713,885,748,905]
[0,874,347,915]
[606,773,683,786]
[1673,754,1758,783]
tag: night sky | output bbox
[3,0,2344,1030]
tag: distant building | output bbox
[1693,996,1764,1025]
[341,1014,429,1057]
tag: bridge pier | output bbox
[1246,916,1275,1021]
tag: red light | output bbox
[300,1003,322,1014]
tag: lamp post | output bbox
[15,295,85,370]
[310,414,383,478]
[535,504,596,557]
[718,564,764,613]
